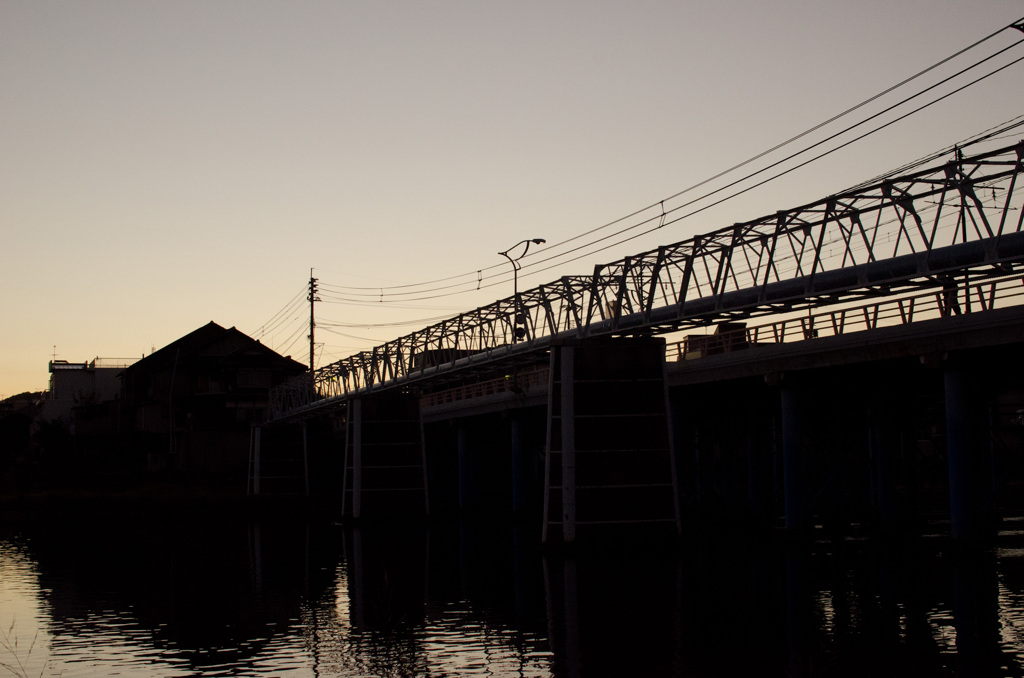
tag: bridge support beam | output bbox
[944,356,995,541]
[343,396,428,520]
[508,412,545,516]
[455,423,490,512]
[452,415,515,514]
[457,425,471,511]
[745,411,775,524]
[781,378,811,534]
[247,423,313,496]
[543,337,680,544]
[511,416,527,514]
[868,393,900,532]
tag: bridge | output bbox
[258,140,1024,543]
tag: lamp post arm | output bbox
[498,238,545,344]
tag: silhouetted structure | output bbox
[42,358,131,430]
[119,322,306,479]
[262,140,1024,543]
[0,392,43,483]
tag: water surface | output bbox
[4,512,1024,677]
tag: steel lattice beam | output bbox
[271,141,1024,420]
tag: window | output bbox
[237,370,271,389]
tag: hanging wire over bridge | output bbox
[270,137,1024,420]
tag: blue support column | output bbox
[511,417,526,514]
[945,365,969,539]
[457,425,471,512]
[946,360,978,540]
[746,423,770,523]
[944,360,994,541]
[869,402,898,531]
[781,380,810,533]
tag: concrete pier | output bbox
[543,337,679,543]
[342,396,427,519]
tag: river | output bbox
[3,511,1024,677]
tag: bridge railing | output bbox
[404,273,1024,411]
[666,272,1024,361]
[420,365,549,410]
[271,141,1024,420]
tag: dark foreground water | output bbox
[4,512,1024,677]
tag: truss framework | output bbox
[272,141,1024,420]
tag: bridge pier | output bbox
[868,390,901,532]
[944,355,996,541]
[456,424,472,511]
[746,409,776,524]
[780,377,811,534]
[342,396,428,520]
[422,407,546,519]
[510,417,526,514]
[670,377,779,528]
[248,423,314,496]
[510,415,544,515]
[542,337,680,544]
[455,419,510,512]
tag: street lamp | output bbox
[498,238,545,342]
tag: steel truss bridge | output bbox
[271,141,1024,420]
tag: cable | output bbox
[505,46,1024,285]
[315,18,1024,302]
[318,325,389,344]
[318,310,458,328]
[844,115,1024,192]
[252,284,308,337]
[258,307,306,342]
[306,21,1024,360]
[340,107,1024,309]
[321,36,1024,305]
[277,319,311,358]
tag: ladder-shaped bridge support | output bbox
[342,396,429,519]
[543,337,681,543]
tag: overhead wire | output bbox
[338,47,1024,305]
[323,104,1024,312]
[508,19,1024,279]
[318,310,462,328]
[252,284,308,338]
[844,115,1024,191]
[262,17,1024,359]
[314,18,1024,303]
[481,41,1024,288]
[258,307,306,342]
[277,318,311,358]
[318,325,389,344]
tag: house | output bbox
[42,358,131,425]
[119,322,307,478]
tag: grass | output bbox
[0,620,58,678]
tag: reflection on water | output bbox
[4,513,1024,677]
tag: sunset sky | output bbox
[3,1,1024,397]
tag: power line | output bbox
[252,284,308,338]
[459,42,1024,295]
[330,46,1024,306]
[313,18,1024,303]
[260,18,1024,361]
[277,319,311,359]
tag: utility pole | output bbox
[308,269,320,373]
